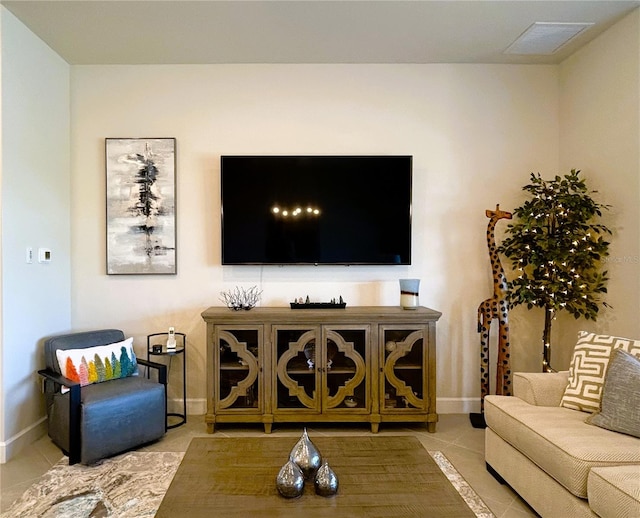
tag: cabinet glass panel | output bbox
[382,329,426,411]
[275,328,319,410]
[217,329,260,411]
[324,328,367,410]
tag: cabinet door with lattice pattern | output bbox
[214,327,262,413]
[322,326,369,411]
[274,326,321,412]
[380,326,427,412]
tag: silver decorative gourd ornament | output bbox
[276,459,305,498]
[289,427,322,479]
[314,460,339,496]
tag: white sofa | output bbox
[485,371,640,517]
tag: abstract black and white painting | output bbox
[106,138,177,275]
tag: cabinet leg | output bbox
[207,422,215,434]
[427,422,436,433]
[264,423,272,434]
[371,423,379,433]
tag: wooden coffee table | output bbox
[156,435,477,517]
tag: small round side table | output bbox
[147,332,187,429]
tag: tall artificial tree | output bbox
[498,170,611,372]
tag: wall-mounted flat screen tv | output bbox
[221,155,412,265]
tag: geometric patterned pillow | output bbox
[561,331,640,413]
[56,337,138,388]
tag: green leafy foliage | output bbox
[498,170,611,321]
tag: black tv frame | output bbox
[220,155,412,266]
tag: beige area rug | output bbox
[4,449,492,518]
[3,451,183,518]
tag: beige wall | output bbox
[71,64,560,413]
[554,8,640,369]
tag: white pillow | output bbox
[56,337,138,388]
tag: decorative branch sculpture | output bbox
[220,286,262,310]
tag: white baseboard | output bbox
[168,398,206,416]
[0,417,48,464]
[436,397,481,414]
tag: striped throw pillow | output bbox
[561,332,640,413]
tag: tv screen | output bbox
[221,156,412,265]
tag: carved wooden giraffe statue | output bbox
[477,204,513,413]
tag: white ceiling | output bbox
[2,1,639,65]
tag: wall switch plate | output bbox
[38,248,52,263]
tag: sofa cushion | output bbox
[588,465,640,518]
[80,376,165,464]
[586,350,640,438]
[485,394,640,498]
[486,428,596,518]
[561,331,640,413]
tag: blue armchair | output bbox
[39,329,167,465]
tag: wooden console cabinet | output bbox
[201,306,441,434]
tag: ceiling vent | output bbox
[504,22,594,55]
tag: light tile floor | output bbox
[0,414,538,517]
